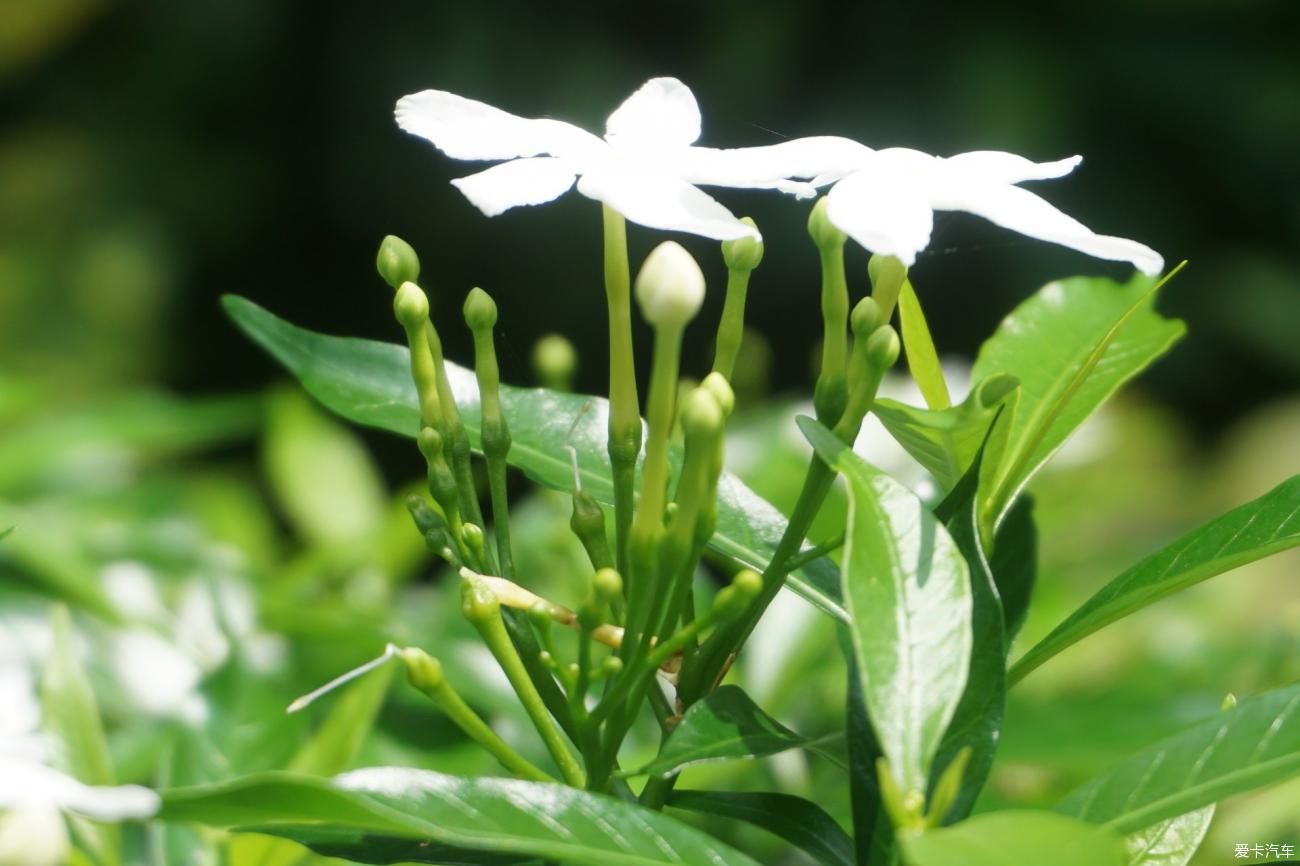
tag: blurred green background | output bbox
[2,1,1299,864]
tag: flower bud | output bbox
[460,523,486,562]
[377,235,420,289]
[679,388,723,442]
[712,569,762,617]
[721,218,764,271]
[807,197,846,249]
[394,281,430,329]
[462,286,498,332]
[699,372,735,419]
[593,567,623,603]
[401,647,444,692]
[635,241,705,329]
[866,326,901,371]
[417,426,443,460]
[460,571,500,623]
[850,297,883,337]
[406,494,447,534]
[532,333,578,390]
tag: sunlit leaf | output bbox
[1011,474,1300,683]
[1057,683,1300,833]
[801,417,971,796]
[162,768,762,866]
[1124,807,1214,866]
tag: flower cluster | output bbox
[397,77,1163,274]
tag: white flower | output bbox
[692,137,1163,274]
[395,78,769,241]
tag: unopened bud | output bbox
[417,426,443,459]
[807,198,845,249]
[463,287,498,332]
[593,568,623,603]
[866,326,901,370]
[460,571,500,623]
[721,218,764,271]
[532,333,578,391]
[635,241,705,328]
[377,235,420,289]
[394,281,430,329]
[679,389,723,441]
[699,372,735,419]
[851,297,883,337]
[460,523,486,562]
[401,648,443,692]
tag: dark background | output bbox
[4,0,1298,448]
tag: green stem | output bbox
[813,241,849,425]
[403,651,553,782]
[711,267,750,380]
[602,205,641,584]
[785,531,846,573]
[465,579,585,786]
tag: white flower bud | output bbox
[634,241,705,329]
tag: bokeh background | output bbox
[2,1,1299,864]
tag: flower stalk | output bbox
[602,205,642,583]
[464,286,515,577]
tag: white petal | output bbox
[676,136,873,190]
[938,181,1164,274]
[576,170,758,241]
[395,90,603,162]
[943,151,1082,184]
[824,169,935,265]
[0,757,160,821]
[604,78,702,149]
[449,158,578,217]
[0,804,69,866]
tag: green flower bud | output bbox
[679,388,723,442]
[1221,692,1238,711]
[593,567,623,603]
[532,333,578,391]
[394,281,430,329]
[460,571,500,624]
[807,198,846,249]
[401,647,444,692]
[850,297,883,337]
[635,241,705,329]
[406,494,446,535]
[699,372,736,419]
[461,523,486,562]
[721,218,764,271]
[866,326,902,370]
[417,426,443,460]
[730,569,762,604]
[712,569,762,617]
[462,286,498,332]
[601,656,624,677]
[377,235,420,290]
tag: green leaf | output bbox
[161,768,762,866]
[842,643,894,866]
[264,387,388,547]
[40,605,120,866]
[902,811,1126,866]
[669,790,854,866]
[625,685,838,777]
[800,417,972,796]
[872,374,1019,493]
[973,272,1186,523]
[1057,682,1300,833]
[1124,808,1214,866]
[223,296,845,623]
[929,443,1007,822]
[989,495,1037,642]
[1011,475,1300,683]
[897,280,951,410]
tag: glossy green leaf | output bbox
[625,685,837,777]
[902,810,1126,866]
[223,296,845,623]
[989,495,1037,642]
[40,605,120,866]
[1057,682,1300,833]
[930,445,1007,822]
[1124,807,1214,866]
[1011,475,1300,683]
[161,768,762,866]
[973,273,1185,523]
[669,790,854,866]
[897,280,951,410]
[800,417,972,796]
[872,374,1019,493]
[839,630,894,866]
